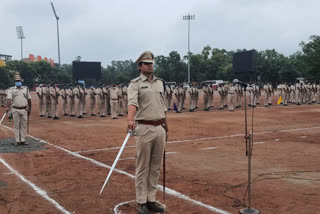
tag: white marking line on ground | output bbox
[114,200,136,214]
[0,157,71,214]
[1,172,14,175]
[0,124,230,214]
[74,126,320,153]
[119,157,136,161]
[274,139,280,142]
[200,147,217,150]
[253,142,265,145]
[165,152,177,155]
[300,136,307,139]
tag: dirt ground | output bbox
[0,91,320,214]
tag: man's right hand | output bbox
[127,120,136,132]
[5,108,9,113]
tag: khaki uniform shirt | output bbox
[7,86,31,108]
[36,87,43,98]
[128,74,166,121]
[88,88,96,99]
[109,87,119,100]
[60,89,68,99]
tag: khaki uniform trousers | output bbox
[228,94,235,110]
[82,96,87,114]
[295,90,301,104]
[264,92,270,106]
[219,95,224,108]
[135,124,166,203]
[12,109,28,143]
[98,97,105,116]
[62,99,68,115]
[52,98,59,117]
[90,98,96,115]
[118,98,124,115]
[110,99,118,118]
[203,94,209,110]
[38,97,44,116]
[69,98,75,115]
[75,98,83,116]
[45,96,52,117]
[188,95,193,110]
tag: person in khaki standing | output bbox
[109,84,119,119]
[202,84,209,111]
[50,83,60,120]
[227,83,235,111]
[74,83,84,119]
[5,74,32,146]
[67,85,76,116]
[44,84,52,118]
[128,51,167,214]
[36,84,45,117]
[88,86,96,116]
[60,85,69,116]
[117,83,124,116]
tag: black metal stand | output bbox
[240,86,260,214]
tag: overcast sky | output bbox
[1,0,320,66]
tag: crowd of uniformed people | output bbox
[1,80,320,119]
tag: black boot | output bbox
[147,201,165,213]
[138,203,149,214]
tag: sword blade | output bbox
[99,131,131,195]
[0,112,7,125]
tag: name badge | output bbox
[141,86,148,89]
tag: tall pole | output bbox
[51,2,61,66]
[183,13,195,83]
[20,38,23,59]
[56,19,61,66]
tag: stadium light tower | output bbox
[50,1,61,66]
[16,26,25,59]
[183,13,195,83]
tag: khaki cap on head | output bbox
[135,51,154,64]
[14,74,22,81]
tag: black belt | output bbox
[13,106,27,109]
[137,119,165,126]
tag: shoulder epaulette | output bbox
[131,76,141,83]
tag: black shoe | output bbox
[138,203,149,214]
[83,113,87,115]
[204,109,209,111]
[182,107,185,109]
[53,116,59,120]
[108,113,111,115]
[168,108,172,110]
[70,114,75,117]
[147,201,165,213]
[100,115,106,117]
[77,115,83,119]
[236,106,240,108]
[48,116,52,118]
[268,103,272,105]
[40,115,45,117]
[91,114,96,116]
[63,113,68,116]
[118,114,123,116]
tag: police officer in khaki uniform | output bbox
[60,85,69,116]
[128,51,167,214]
[109,84,119,119]
[50,83,60,120]
[74,83,84,119]
[5,74,32,145]
[67,85,76,116]
[36,84,45,117]
[203,84,209,111]
[88,86,97,116]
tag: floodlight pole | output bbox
[16,26,25,59]
[51,2,61,66]
[183,13,195,83]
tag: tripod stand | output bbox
[240,86,259,214]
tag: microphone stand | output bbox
[240,84,259,214]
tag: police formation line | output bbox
[1,81,320,120]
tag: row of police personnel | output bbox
[35,83,128,119]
